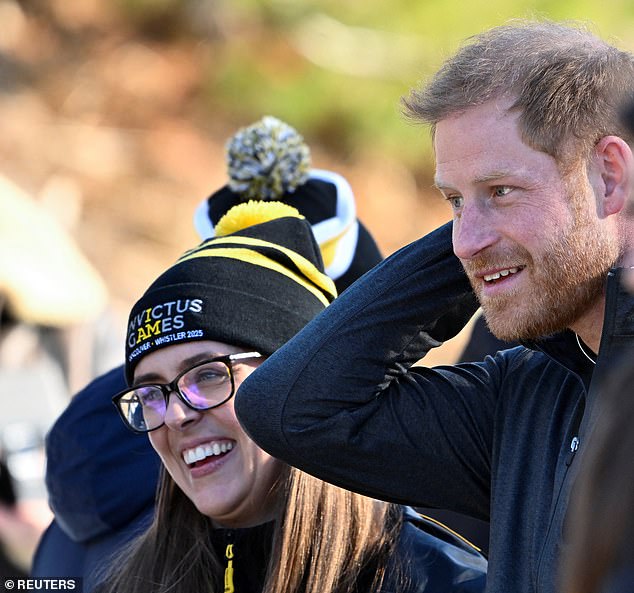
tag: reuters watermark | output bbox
[3,580,80,591]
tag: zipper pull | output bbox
[565,436,580,467]
[224,539,235,593]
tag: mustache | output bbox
[459,246,530,276]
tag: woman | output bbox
[31,114,383,590]
[103,201,486,593]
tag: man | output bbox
[235,20,634,593]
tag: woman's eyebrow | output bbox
[179,351,225,368]
[132,352,226,386]
[132,371,163,387]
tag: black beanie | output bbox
[193,116,383,293]
[125,202,336,383]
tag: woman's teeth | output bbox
[183,442,233,465]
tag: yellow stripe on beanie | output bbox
[179,246,333,307]
[195,201,337,301]
[199,236,336,299]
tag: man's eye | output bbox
[492,186,512,197]
[446,195,464,209]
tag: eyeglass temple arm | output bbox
[229,352,262,361]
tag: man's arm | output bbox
[236,222,496,516]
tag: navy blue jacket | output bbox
[392,507,486,592]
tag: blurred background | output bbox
[2,0,634,575]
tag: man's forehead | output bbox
[434,170,513,190]
[432,102,555,188]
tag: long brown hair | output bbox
[98,465,402,593]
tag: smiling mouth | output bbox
[183,441,234,467]
[483,266,524,284]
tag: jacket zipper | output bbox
[224,530,235,593]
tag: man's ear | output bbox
[593,135,633,217]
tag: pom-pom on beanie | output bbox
[193,116,382,292]
[125,201,336,384]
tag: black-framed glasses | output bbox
[112,352,262,433]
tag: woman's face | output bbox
[135,340,283,528]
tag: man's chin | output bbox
[482,306,571,343]
[480,306,542,343]
[482,319,524,343]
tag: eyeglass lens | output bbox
[118,360,233,431]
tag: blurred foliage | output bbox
[25,0,634,175]
[183,0,634,173]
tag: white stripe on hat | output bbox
[309,169,358,280]
[192,167,360,281]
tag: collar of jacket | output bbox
[209,521,274,592]
[523,268,634,383]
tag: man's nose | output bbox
[452,201,497,260]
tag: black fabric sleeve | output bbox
[235,222,498,518]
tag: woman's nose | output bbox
[163,391,202,430]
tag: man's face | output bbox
[434,98,619,342]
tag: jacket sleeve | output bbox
[235,222,498,518]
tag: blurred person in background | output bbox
[30,365,160,587]
[558,96,634,593]
[560,362,634,593]
[0,175,118,577]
